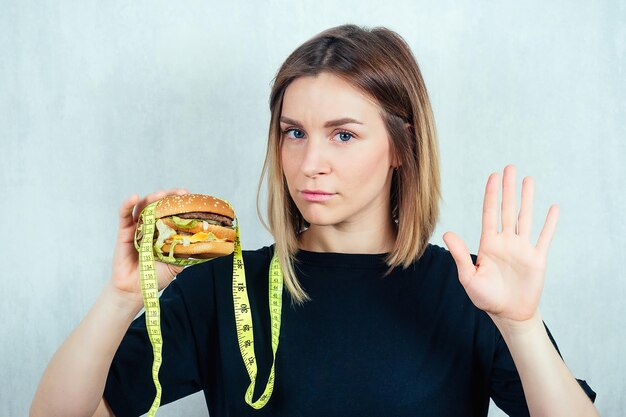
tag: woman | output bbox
[31,24,597,417]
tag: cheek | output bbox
[343,145,391,183]
[280,147,297,185]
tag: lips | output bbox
[300,189,335,202]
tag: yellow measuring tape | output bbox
[232,222,282,408]
[135,199,282,416]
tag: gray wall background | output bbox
[1,1,624,416]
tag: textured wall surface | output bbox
[1,1,624,416]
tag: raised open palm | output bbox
[443,165,560,322]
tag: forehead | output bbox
[281,72,382,121]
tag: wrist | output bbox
[489,309,545,339]
[102,281,144,320]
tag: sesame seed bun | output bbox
[155,193,234,220]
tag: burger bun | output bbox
[161,241,235,259]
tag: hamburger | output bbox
[148,194,236,259]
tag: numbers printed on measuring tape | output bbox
[231,218,283,409]
[137,201,163,417]
[136,200,283,416]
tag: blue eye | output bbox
[281,128,355,143]
[335,131,354,143]
[283,128,305,139]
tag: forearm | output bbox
[30,282,143,417]
[491,311,599,417]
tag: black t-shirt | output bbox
[104,243,596,416]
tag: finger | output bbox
[163,187,189,196]
[132,190,169,222]
[118,194,140,230]
[442,231,476,287]
[536,204,560,253]
[131,188,188,225]
[517,176,534,238]
[117,194,141,245]
[482,172,500,236]
[501,165,517,234]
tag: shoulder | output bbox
[243,244,276,265]
[414,243,480,307]
[415,242,477,276]
[422,242,477,264]
[419,243,495,339]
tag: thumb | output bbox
[442,231,475,287]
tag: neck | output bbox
[298,220,397,254]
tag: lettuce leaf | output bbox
[155,219,176,251]
[168,239,183,260]
[170,216,199,229]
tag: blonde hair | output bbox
[257,24,441,304]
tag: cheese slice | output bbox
[171,232,217,243]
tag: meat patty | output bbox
[176,212,233,226]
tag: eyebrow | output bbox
[279,116,364,128]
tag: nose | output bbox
[300,136,331,178]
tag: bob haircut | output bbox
[257,24,441,304]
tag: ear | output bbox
[390,124,413,169]
[391,153,402,169]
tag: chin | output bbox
[297,207,341,227]
[300,214,332,227]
